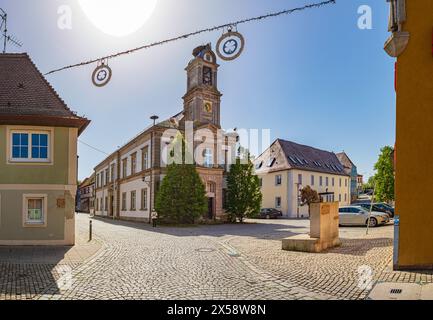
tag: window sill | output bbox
[24,222,47,228]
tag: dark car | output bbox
[258,208,283,219]
[358,203,395,218]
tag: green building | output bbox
[0,53,90,245]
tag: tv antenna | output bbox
[0,8,22,53]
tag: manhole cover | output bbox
[196,248,216,253]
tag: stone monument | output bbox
[282,202,341,253]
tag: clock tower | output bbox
[183,44,222,128]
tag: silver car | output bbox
[338,206,390,227]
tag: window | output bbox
[122,159,128,178]
[275,175,282,186]
[259,178,263,187]
[339,178,342,187]
[203,148,213,168]
[311,175,315,186]
[110,164,115,182]
[298,174,302,185]
[345,179,348,187]
[121,192,127,211]
[326,177,329,187]
[25,197,45,225]
[255,161,263,170]
[267,158,276,167]
[319,176,323,186]
[344,193,347,202]
[105,169,109,185]
[100,198,103,211]
[332,177,335,187]
[142,146,149,170]
[105,197,108,211]
[275,197,282,208]
[130,191,136,211]
[339,194,342,202]
[141,189,148,210]
[101,172,104,187]
[24,196,46,226]
[10,131,50,162]
[131,153,137,175]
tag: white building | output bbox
[254,139,351,218]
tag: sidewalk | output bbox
[0,226,102,300]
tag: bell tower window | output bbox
[203,66,213,86]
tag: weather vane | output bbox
[0,8,23,53]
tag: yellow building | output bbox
[387,0,433,269]
[254,139,351,218]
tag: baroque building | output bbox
[94,44,236,222]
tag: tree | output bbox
[155,163,208,224]
[226,158,262,223]
[300,185,320,217]
[373,146,395,203]
[155,133,207,224]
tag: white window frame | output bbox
[7,127,54,164]
[22,194,48,227]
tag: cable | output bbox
[79,139,110,155]
[45,0,336,75]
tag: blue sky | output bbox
[3,0,395,180]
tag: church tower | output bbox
[183,44,222,128]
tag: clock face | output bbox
[203,66,212,85]
[203,101,213,113]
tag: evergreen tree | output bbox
[226,158,262,223]
[155,164,207,224]
[155,133,207,224]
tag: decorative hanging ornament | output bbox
[92,59,112,87]
[216,26,245,61]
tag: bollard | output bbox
[89,219,92,242]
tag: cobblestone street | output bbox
[1,213,432,300]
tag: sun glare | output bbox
[78,0,157,37]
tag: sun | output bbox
[79,0,157,37]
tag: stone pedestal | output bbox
[282,202,341,253]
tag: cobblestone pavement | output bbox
[1,214,432,300]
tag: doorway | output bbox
[207,197,214,220]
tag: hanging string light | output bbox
[44,0,336,85]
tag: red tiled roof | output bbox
[0,53,90,135]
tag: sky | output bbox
[1,0,395,181]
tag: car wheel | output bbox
[266,214,270,219]
[367,217,378,227]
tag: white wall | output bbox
[119,178,150,219]
[287,170,351,218]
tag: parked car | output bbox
[338,206,390,227]
[258,208,283,219]
[358,203,395,218]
